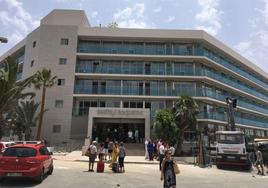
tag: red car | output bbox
[0,143,53,183]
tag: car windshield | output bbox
[217,134,244,144]
[3,147,37,157]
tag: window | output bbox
[123,102,129,108]
[59,58,67,64]
[33,41,36,48]
[39,146,49,155]
[3,147,37,157]
[57,79,65,86]
[30,60,34,67]
[100,101,105,107]
[55,100,63,108]
[61,38,69,45]
[145,102,151,108]
[52,125,61,133]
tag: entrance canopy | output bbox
[87,108,150,141]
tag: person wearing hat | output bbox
[88,141,97,172]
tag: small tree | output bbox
[154,109,179,145]
[174,95,199,155]
[12,100,40,141]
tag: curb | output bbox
[75,159,159,165]
[53,158,189,165]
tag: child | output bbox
[98,143,104,161]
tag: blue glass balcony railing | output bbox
[74,85,121,95]
[198,111,268,128]
[77,41,268,90]
[204,49,268,89]
[76,61,268,102]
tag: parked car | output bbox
[0,142,16,155]
[0,143,53,183]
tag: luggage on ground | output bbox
[97,161,105,173]
[112,162,120,173]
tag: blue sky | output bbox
[0,0,268,73]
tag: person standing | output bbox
[88,141,97,172]
[255,146,265,176]
[147,140,154,161]
[103,138,109,161]
[145,139,149,160]
[118,142,126,172]
[160,150,177,188]
[108,140,113,161]
[170,144,176,156]
[128,129,133,143]
[159,142,165,171]
[134,129,139,143]
[98,143,105,161]
[109,141,119,168]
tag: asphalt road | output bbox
[0,160,267,188]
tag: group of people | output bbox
[86,139,126,173]
[87,137,179,187]
[145,139,175,162]
[92,127,144,144]
[127,129,141,143]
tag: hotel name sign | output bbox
[97,109,144,116]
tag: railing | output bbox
[74,85,121,95]
[198,111,268,128]
[203,68,268,101]
[75,61,268,102]
[204,49,268,89]
[77,41,268,89]
[77,43,193,56]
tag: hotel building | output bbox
[1,9,268,144]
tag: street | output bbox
[0,160,267,188]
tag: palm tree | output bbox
[0,57,34,139]
[33,68,57,140]
[173,95,199,155]
[12,100,40,140]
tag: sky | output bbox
[0,0,268,73]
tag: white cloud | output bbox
[234,41,254,61]
[195,0,222,36]
[234,0,268,73]
[0,0,39,45]
[262,0,268,25]
[9,31,24,44]
[113,3,151,28]
[153,7,161,13]
[234,41,251,52]
[164,16,175,23]
[91,11,98,18]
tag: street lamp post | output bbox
[0,37,8,43]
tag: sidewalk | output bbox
[53,151,192,164]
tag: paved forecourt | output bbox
[0,160,267,188]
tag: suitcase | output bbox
[97,161,105,173]
[112,162,120,173]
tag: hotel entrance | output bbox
[87,108,151,143]
[92,118,145,143]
